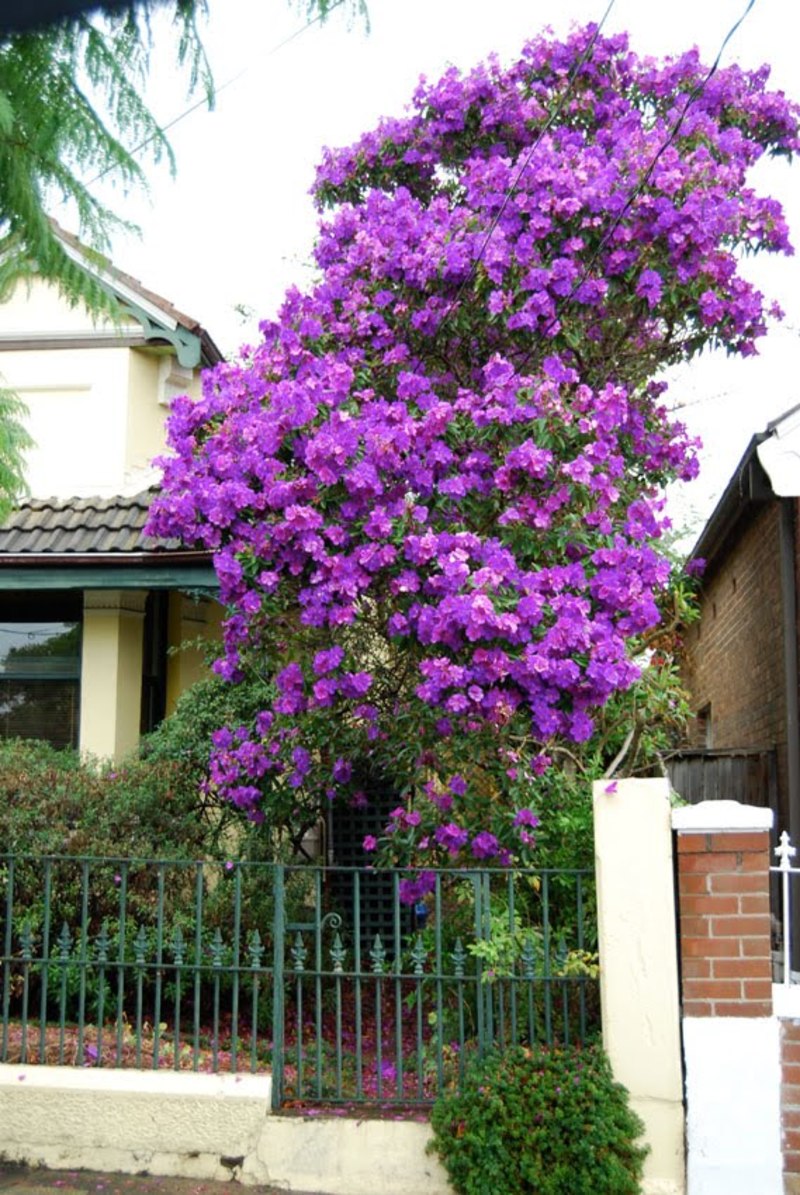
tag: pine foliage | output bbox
[0,386,33,519]
[0,1,212,319]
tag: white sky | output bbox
[69,0,800,538]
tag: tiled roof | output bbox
[0,493,184,556]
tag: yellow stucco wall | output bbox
[79,591,147,761]
[593,777,686,1194]
[165,593,224,716]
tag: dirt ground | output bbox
[0,1164,325,1195]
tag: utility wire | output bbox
[435,0,617,342]
[532,0,757,342]
[87,0,347,186]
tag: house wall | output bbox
[681,501,787,819]
[125,349,201,491]
[0,276,220,758]
[0,277,204,499]
[1,278,132,498]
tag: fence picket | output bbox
[0,854,598,1109]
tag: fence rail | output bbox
[1,854,598,1108]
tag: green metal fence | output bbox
[0,854,598,1108]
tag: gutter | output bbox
[0,550,213,567]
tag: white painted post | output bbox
[593,777,685,1195]
[775,830,796,988]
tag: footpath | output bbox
[0,1165,326,1195]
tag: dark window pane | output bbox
[0,678,80,748]
[0,622,81,679]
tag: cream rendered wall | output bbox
[125,350,202,491]
[79,591,146,762]
[166,594,224,715]
[0,278,142,498]
[593,778,686,1195]
[0,277,217,756]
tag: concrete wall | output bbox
[0,1067,451,1195]
[593,777,685,1194]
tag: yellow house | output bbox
[0,229,223,761]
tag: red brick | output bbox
[710,873,768,894]
[782,1150,800,1174]
[682,1000,712,1016]
[785,1130,800,1154]
[740,851,771,871]
[683,958,712,979]
[679,873,710,895]
[715,1000,773,1016]
[743,979,773,1001]
[783,1063,800,1085]
[782,1084,800,1107]
[709,832,769,853]
[677,834,711,854]
[713,958,770,979]
[681,936,741,959]
[742,937,772,957]
[679,852,740,874]
[680,894,739,917]
[684,978,742,1000]
[740,894,771,914]
[710,914,771,937]
[681,916,711,938]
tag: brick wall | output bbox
[783,1020,800,1179]
[676,827,773,1016]
[681,500,788,820]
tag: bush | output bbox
[429,1044,647,1195]
[0,736,224,858]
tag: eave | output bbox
[0,551,219,592]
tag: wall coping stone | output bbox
[672,801,773,834]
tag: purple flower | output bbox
[513,809,540,828]
[434,822,469,857]
[471,831,500,860]
[635,269,663,309]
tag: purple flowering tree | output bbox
[148,25,798,872]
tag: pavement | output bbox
[0,1165,325,1195]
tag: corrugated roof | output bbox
[0,493,182,555]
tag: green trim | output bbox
[0,565,218,592]
[120,301,202,368]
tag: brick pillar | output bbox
[674,815,773,1017]
[672,801,781,1194]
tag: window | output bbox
[0,594,81,749]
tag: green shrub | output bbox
[0,736,223,858]
[429,1043,647,1195]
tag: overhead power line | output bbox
[87,0,348,186]
[436,0,617,342]
[537,0,758,338]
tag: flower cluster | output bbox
[148,26,798,869]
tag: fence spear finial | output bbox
[776,830,797,870]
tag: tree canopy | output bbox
[148,25,799,878]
